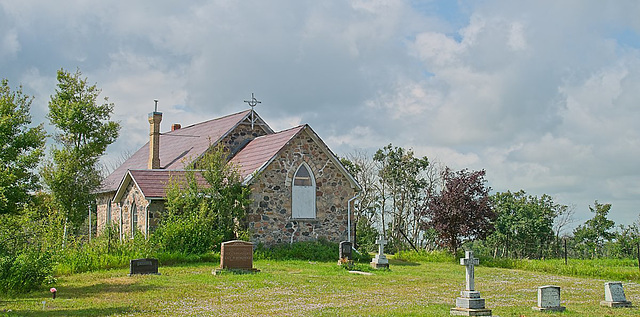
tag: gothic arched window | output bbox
[292,163,316,218]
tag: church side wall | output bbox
[96,192,119,234]
[246,130,356,246]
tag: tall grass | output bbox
[393,249,457,263]
[482,257,640,281]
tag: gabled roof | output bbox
[101,110,272,193]
[230,125,305,181]
[230,125,361,190]
[113,170,208,201]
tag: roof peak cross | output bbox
[244,93,262,129]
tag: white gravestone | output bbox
[370,235,389,269]
[601,282,632,307]
[450,251,492,316]
[532,285,565,312]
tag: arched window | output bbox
[292,163,316,218]
[130,201,138,238]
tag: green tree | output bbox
[152,145,251,254]
[42,69,120,229]
[374,144,431,251]
[0,79,46,215]
[487,191,561,259]
[572,201,615,258]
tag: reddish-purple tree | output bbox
[425,168,495,253]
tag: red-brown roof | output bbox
[115,170,208,200]
[102,110,255,193]
[230,125,305,180]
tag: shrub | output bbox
[0,249,54,294]
[255,239,371,263]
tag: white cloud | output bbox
[2,0,640,226]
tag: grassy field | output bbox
[1,258,639,316]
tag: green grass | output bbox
[1,258,639,316]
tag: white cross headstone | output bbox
[451,250,492,315]
[460,250,479,291]
[370,235,389,269]
[376,235,387,256]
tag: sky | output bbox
[1,0,639,230]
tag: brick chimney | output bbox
[171,123,181,131]
[148,101,162,169]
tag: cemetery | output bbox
[1,242,638,316]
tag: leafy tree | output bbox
[0,79,46,214]
[42,69,120,229]
[487,191,561,259]
[152,145,251,254]
[572,201,615,258]
[424,168,494,253]
[373,144,431,251]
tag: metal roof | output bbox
[101,110,265,193]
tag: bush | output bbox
[0,249,54,294]
[255,239,370,263]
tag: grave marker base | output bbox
[531,306,566,312]
[212,268,260,275]
[600,300,632,308]
[449,307,492,316]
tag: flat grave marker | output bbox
[213,240,259,274]
[601,281,632,307]
[532,285,565,312]
[129,258,160,275]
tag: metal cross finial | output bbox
[244,93,262,129]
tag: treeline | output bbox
[342,147,640,260]
[1,70,247,294]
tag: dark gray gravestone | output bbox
[129,258,159,275]
[339,241,352,261]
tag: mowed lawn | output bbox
[1,258,639,316]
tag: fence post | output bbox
[564,238,568,265]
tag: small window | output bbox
[294,165,312,186]
[131,202,138,237]
[106,199,112,224]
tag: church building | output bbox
[96,101,360,246]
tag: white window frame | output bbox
[292,163,316,219]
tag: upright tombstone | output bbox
[600,282,632,307]
[339,241,352,263]
[532,285,565,312]
[129,258,160,275]
[370,235,389,269]
[213,240,259,274]
[450,251,492,316]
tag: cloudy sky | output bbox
[2,0,639,229]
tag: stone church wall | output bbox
[246,129,356,246]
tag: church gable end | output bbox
[246,128,356,245]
